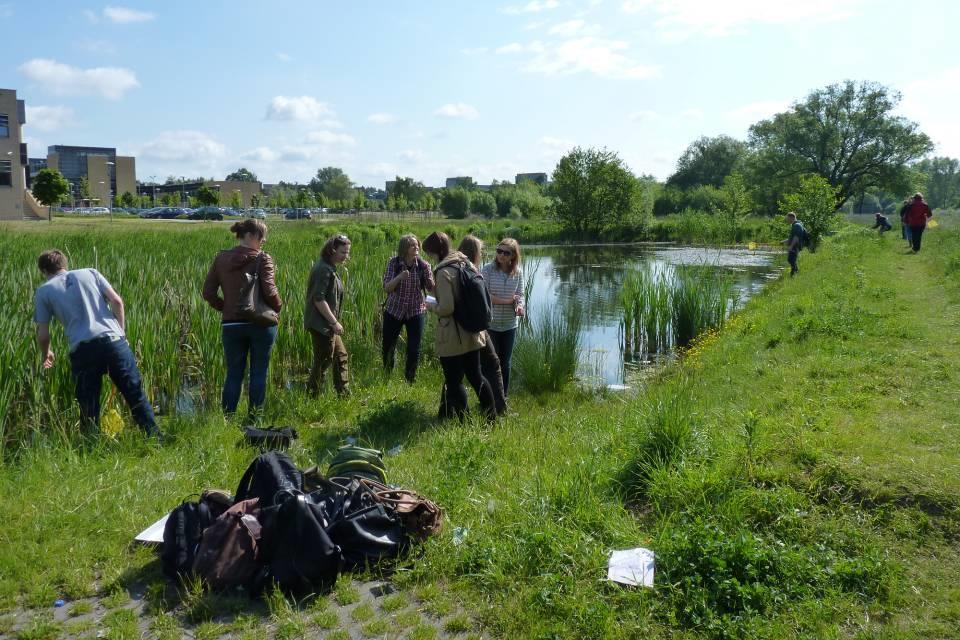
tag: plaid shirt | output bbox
[382,256,434,320]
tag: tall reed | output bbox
[513,305,582,394]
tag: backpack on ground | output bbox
[356,478,444,542]
[241,425,298,450]
[451,261,492,333]
[326,444,387,483]
[234,451,303,508]
[160,489,233,579]
[192,498,264,591]
[258,493,341,593]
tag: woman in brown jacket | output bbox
[202,219,282,419]
[422,231,494,420]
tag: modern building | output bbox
[515,172,548,186]
[46,145,136,207]
[28,157,47,187]
[0,88,28,220]
[445,176,475,189]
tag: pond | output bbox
[520,243,781,387]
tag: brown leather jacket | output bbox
[202,246,282,322]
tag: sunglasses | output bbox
[334,234,350,245]
[496,248,512,256]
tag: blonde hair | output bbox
[457,235,484,267]
[495,237,521,276]
[397,234,419,259]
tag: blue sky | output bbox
[3,0,958,188]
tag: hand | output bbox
[332,321,344,336]
[515,305,525,318]
[42,350,55,369]
[398,270,411,281]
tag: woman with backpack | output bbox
[304,234,351,396]
[422,231,495,420]
[381,234,435,383]
[202,219,283,420]
[481,238,525,396]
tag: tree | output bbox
[714,173,754,242]
[440,188,470,219]
[78,176,91,200]
[470,191,497,218]
[195,185,220,206]
[779,174,839,250]
[914,157,960,210]
[229,191,242,209]
[225,167,259,182]
[119,191,137,208]
[32,169,71,214]
[551,147,639,234]
[251,193,262,208]
[667,135,748,190]
[309,167,354,202]
[390,176,427,204]
[749,80,934,210]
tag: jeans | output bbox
[909,225,925,252]
[382,312,425,382]
[69,335,158,436]
[222,323,277,416]
[439,350,495,420]
[787,249,799,276]
[487,328,517,394]
[309,328,349,395]
[479,337,507,415]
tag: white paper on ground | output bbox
[607,547,655,587]
[134,513,170,545]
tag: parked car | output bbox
[284,208,312,220]
[246,208,267,219]
[189,206,224,220]
[139,207,184,219]
[75,207,110,215]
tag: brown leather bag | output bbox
[192,498,263,591]
[357,478,444,541]
[236,253,279,327]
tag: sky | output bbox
[2,0,958,189]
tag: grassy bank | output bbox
[0,218,958,638]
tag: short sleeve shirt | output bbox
[33,269,123,352]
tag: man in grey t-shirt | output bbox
[33,249,162,440]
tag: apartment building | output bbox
[0,88,27,220]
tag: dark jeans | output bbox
[439,350,495,420]
[480,338,507,415]
[909,225,925,252]
[222,323,277,417]
[382,312,425,382]
[487,328,517,394]
[787,249,799,275]
[69,335,158,436]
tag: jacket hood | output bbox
[436,251,469,271]
[223,246,260,271]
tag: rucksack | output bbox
[258,493,341,593]
[234,451,303,508]
[451,261,492,333]
[241,425,298,450]
[160,489,233,579]
[192,498,264,592]
[326,444,387,483]
[801,226,811,250]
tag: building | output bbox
[28,158,47,187]
[46,145,136,207]
[138,180,262,208]
[515,172,548,186]
[0,88,27,220]
[445,176,474,189]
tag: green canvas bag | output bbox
[326,444,387,483]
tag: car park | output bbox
[139,207,186,219]
[284,208,312,219]
[247,208,267,219]
[189,206,225,220]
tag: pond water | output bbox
[520,243,781,387]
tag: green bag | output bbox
[327,444,387,483]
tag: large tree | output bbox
[195,185,220,206]
[749,80,933,210]
[914,157,960,209]
[667,135,748,190]
[32,169,71,214]
[551,147,639,234]
[309,167,354,202]
[225,167,259,182]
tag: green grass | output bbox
[0,218,959,638]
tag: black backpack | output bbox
[160,491,233,578]
[258,494,341,593]
[451,261,492,333]
[234,451,303,508]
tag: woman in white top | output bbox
[481,238,525,395]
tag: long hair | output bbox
[457,234,483,267]
[397,234,419,259]
[321,233,351,263]
[230,219,267,239]
[495,237,521,276]
[422,231,452,262]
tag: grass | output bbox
[0,217,959,638]
[513,305,582,393]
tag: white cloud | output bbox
[240,147,279,164]
[548,19,588,36]
[104,6,155,23]
[368,112,398,125]
[18,58,139,100]
[78,39,118,55]
[264,96,336,124]
[461,47,489,55]
[139,131,227,165]
[83,9,100,23]
[399,149,424,163]
[724,100,790,129]
[901,67,960,159]
[522,37,659,79]
[306,130,356,146]
[495,42,527,54]
[503,0,559,15]
[628,109,659,122]
[434,103,480,120]
[25,105,75,132]
[678,107,704,121]
[540,136,575,151]
[275,52,292,62]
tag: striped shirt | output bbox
[481,262,524,331]
[382,256,434,320]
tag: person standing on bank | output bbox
[422,231,495,420]
[903,192,933,253]
[305,234,351,396]
[34,249,163,440]
[783,212,805,276]
[458,235,508,416]
[203,219,283,420]
[481,238,525,396]
[382,234,434,383]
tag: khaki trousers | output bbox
[308,329,349,395]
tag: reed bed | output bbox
[513,305,583,394]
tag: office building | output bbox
[0,88,28,220]
[138,179,262,208]
[445,176,474,188]
[46,145,136,207]
[515,172,548,186]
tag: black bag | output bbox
[160,490,233,579]
[234,451,303,508]
[451,261,492,333]
[320,477,408,570]
[258,493,341,593]
[242,425,298,450]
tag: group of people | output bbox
[33,219,526,440]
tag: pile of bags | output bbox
[159,447,443,594]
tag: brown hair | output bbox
[397,234,419,259]
[495,237,522,276]
[38,249,68,274]
[230,218,267,239]
[321,233,351,263]
[457,234,483,267]
[422,231,452,261]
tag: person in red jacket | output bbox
[903,192,933,253]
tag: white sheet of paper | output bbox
[425,295,438,306]
[607,547,655,587]
[134,513,170,545]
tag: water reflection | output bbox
[522,243,779,386]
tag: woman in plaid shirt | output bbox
[481,238,525,395]
[382,234,435,382]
